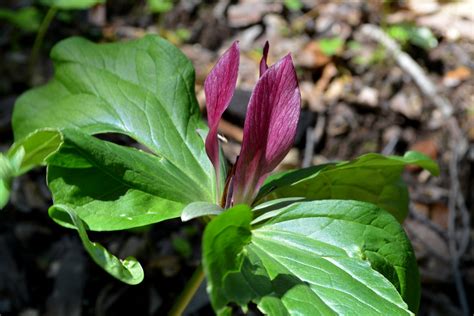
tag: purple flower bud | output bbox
[204,42,239,199]
[204,42,301,206]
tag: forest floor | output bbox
[0,0,473,315]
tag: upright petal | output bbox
[259,41,269,77]
[204,42,239,196]
[232,54,301,204]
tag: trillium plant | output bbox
[1,35,438,315]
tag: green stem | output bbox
[168,264,205,316]
[29,6,58,82]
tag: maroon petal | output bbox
[259,41,269,77]
[204,42,240,195]
[232,54,301,204]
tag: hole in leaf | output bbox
[94,133,154,154]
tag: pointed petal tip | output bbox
[232,47,301,204]
[230,40,240,51]
[263,41,269,54]
[204,41,241,189]
[282,53,294,63]
[259,41,270,77]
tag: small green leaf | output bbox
[39,0,105,10]
[0,129,62,210]
[1,146,24,178]
[204,200,418,315]
[388,24,437,50]
[181,202,223,222]
[172,236,192,259]
[387,25,410,44]
[0,179,9,209]
[51,204,144,285]
[0,7,41,32]
[147,0,174,13]
[256,151,439,222]
[284,0,303,11]
[8,128,63,174]
[409,26,437,49]
[9,147,25,173]
[318,37,344,56]
[0,150,23,210]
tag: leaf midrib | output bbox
[68,140,197,204]
[251,232,409,315]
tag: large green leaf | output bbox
[13,35,216,227]
[47,129,195,230]
[51,204,144,285]
[13,35,213,191]
[203,200,419,315]
[256,151,439,222]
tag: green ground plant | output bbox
[1,35,438,315]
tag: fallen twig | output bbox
[409,202,448,240]
[360,24,471,315]
[360,24,453,118]
[302,114,326,168]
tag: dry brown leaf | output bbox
[443,66,471,88]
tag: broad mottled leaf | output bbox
[13,35,215,229]
[51,204,144,285]
[256,151,439,221]
[203,200,418,315]
[47,129,194,230]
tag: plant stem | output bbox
[168,264,205,316]
[29,6,58,83]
